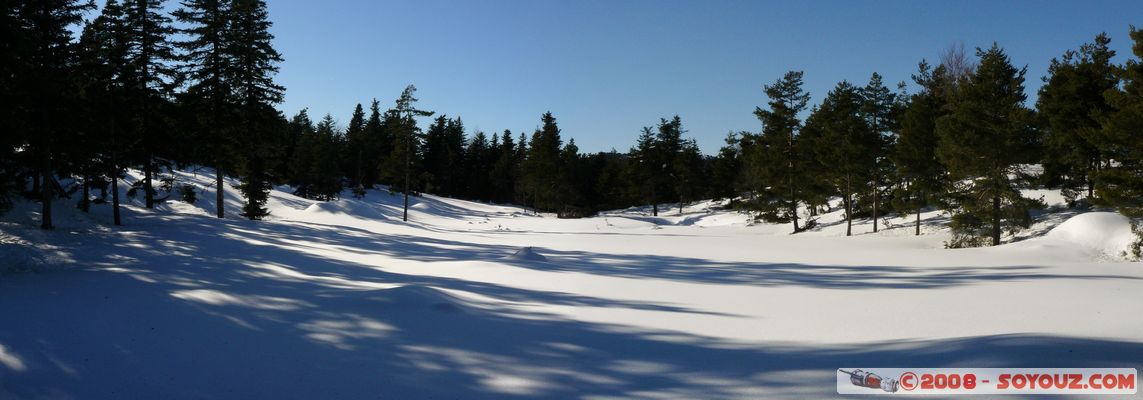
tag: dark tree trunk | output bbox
[872,186,879,233]
[111,119,121,226]
[81,173,91,212]
[41,152,54,230]
[845,174,852,236]
[144,154,154,208]
[215,167,224,218]
[992,193,1001,246]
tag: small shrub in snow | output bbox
[180,184,198,204]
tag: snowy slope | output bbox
[1,167,1141,399]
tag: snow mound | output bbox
[1046,212,1136,259]
[376,285,465,313]
[0,242,45,274]
[302,200,386,220]
[505,246,547,262]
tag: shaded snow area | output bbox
[1,166,1142,399]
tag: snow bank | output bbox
[0,242,43,274]
[505,246,547,262]
[376,285,466,313]
[1045,212,1137,259]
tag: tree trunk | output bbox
[872,186,879,233]
[845,174,852,237]
[790,183,799,233]
[81,173,91,212]
[32,170,41,197]
[215,166,225,218]
[111,119,121,226]
[1088,159,1096,199]
[915,189,923,236]
[144,153,156,208]
[41,152,54,230]
[992,193,1001,246]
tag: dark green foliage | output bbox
[936,44,1041,247]
[857,72,901,232]
[892,61,951,235]
[1096,27,1143,219]
[809,81,878,236]
[747,71,811,232]
[521,112,564,212]
[708,133,743,201]
[1039,33,1118,204]
[227,0,284,219]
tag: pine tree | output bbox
[174,0,232,217]
[631,126,662,216]
[936,44,1040,247]
[859,72,899,232]
[77,0,131,224]
[673,138,706,214]
[310,114,344,200]
[709,132,742,202]
[123,0,179,209]
[750,71,811,232]
[892,61,950,235]
[382,85,433,222]
[226,0,284,220]
[463,130,492,200]
[19,0,95,229]
[521,112,563,212]
[812,81,878,236]
[343,102,367,192]
[490,130,517,203]
[362,98,387,188]
[1039,33,1118,204]
[286,108,315,197]
[1096,27,1143,222]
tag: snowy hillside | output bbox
[1,167,1142,399]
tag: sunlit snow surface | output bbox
[1,167,1141,399]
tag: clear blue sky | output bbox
[267,0,1140,154]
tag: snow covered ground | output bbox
[1,167,1141,399]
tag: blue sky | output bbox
[267,0,1140,154]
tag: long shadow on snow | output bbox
[240,217,1141,290]
[1,210,1141,399]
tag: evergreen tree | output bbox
[226,0,284,220]
[936,44,1040,247]
[174,0,232,217]
[490,129,517,204]
[361,98,387,188]
[309,114,344,200]
[812,81,877,236]
[286,108,315,197]
[19,0,95,229]
[859,72,899,232]
[631,126,663,216]
[380,85,433,222]
[1096,27,1143,223]
[463,130,493,200]
[123,0,179,209]
[750,71,811,232]
[343,103,367,194]
[521,112,563,212]
[709,132,742,201]
[1038,33,1118,204]
[76,0,131,224]
[892,61,950,235]
[673,138,706,213]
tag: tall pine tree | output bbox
[226,0,284,220]
[936,44,1039,247]
[1038,33,1118,204]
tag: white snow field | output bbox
[1,167,1142,399]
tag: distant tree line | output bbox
[2,1,1142,249]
